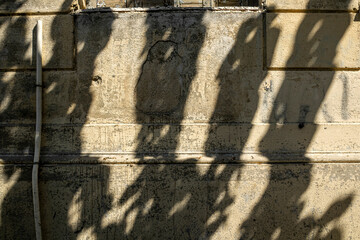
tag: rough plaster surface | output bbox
[0,5,360,240]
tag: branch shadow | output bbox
[0,0,356,239]
[0,0,115,239]
[0,1,42,238]
[109,11,276,239]
[240,0,354,239]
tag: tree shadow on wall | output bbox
[0,0,54,238]
[112,3,355,240]
[40,6,116,240]
[106,10,209,239]
[239,0,355,239]
[107,12,276,239]
[0,0,115,239]
[0,0,356,239]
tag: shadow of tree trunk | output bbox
[240,1,354,239]
[0,1,114,239]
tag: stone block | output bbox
[266,13,360,69]
[0,165,35,239]
[0,15,74,70]
[1,123,360,156]
[256,71,360,124]
[76,11,263,123]
[266,0,359,11]
[0,71,78,125]
[103,0,127,7]
[0,0,73,13]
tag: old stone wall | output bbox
[0,0,360,239]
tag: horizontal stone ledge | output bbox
[3,152,360,164]
[3,122,360,126]
[79,6,263,13]
[1,123,360,154]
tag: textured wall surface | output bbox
[0,0,360,239]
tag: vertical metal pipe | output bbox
[32,19,43,240]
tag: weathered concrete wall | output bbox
[1,0,360,239]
